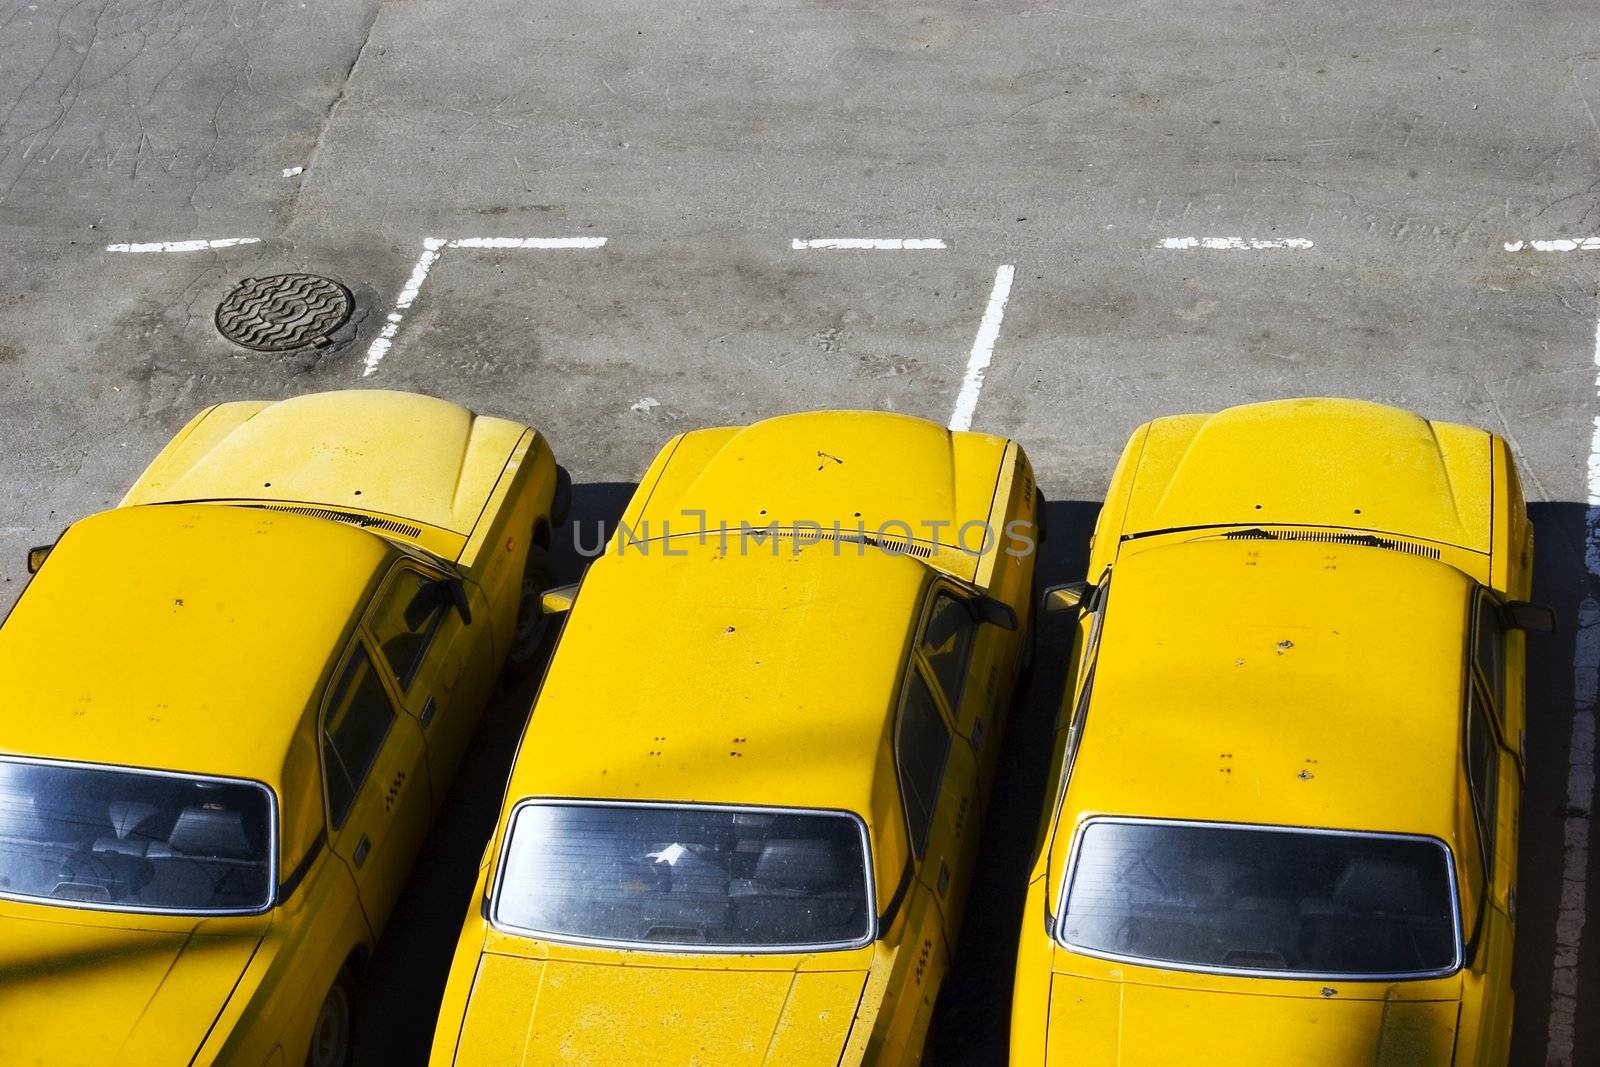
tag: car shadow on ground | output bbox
[351,482,637,1067]
[353,496,1595,1067]
[1510,502,1598,1065]
[925,498,1098,1066]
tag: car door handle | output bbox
[353,835,370,869]
[419,696,436,728]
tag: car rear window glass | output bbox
[0,758,273,913]
[1059,820,1458,977]
[494,803,873,951]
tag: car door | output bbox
[887,663,958,1063]
[913,588,991,931]
[320,635,432,935]
[918,586,1002,779]
[364,562,496,806]
[1473,589,1523,766]
[1463,676,1517,1058]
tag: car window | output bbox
[1474,592,1505,714]
[368,568,448,692]
[1058,820,1459,977]
[322,644,397,829]
[919,591,975,711]
[1465,687,1498,874]
[493,803,873,951]
[0,758,273,914]
[1062,663,1095,782]
[895,670,951,857]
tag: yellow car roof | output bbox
[0,504,388,786]
[511,538,928,820]
[1064,537,1472,844]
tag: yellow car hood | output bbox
[0,910,264,1067]
[1047,972,1460,1066]
[121,389,531,538]
[1123,398,1491,552]
[449,952,866,1066]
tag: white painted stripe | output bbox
[105,238,260,253]
[1505,238,1600,252]
[1547,314,1600,1067]
[360,236,606,377]
[791,238,948,250]
[362,238,445,377]
[948,264,1016,433]
[1158,237,1314,250]
[447,236,607,249]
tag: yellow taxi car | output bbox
[1011,398,1549,1067]
[0,390,565,1067]
[427,410,1040,1066]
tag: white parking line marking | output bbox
[363,238,445,377]
[791,238,948,250]
[1548,313,1600,1067]
[1158,237,1314,250]
[362,236,608,377]
[948,264,1016,433]
[448,237,607,249]
[104,238,260,253]
[1505,238,1600,252]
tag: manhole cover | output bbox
[215,274,353,352]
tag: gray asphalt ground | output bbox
[2,1,1599,1064]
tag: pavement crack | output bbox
[290,1,383,221]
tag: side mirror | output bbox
[26,545,52,574]
[541,583,579,615]
[445,578,472,624]
[1042,581,1091,614]
[1501,600,1556,633]
[969,595,1017,631]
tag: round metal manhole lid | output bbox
[215,274,353,352]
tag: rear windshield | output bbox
[1059,820,1459,977]
[0,758,274,913]
[493,802,874,951]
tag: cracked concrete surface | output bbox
[2,1,1600,1063]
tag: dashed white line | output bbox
[791,238,948,250]
[362,236,607,377]
[105,238,260,253]
[1158,237,1314,250]
[1506,238,1600,252]
[948,264,1016,433]
[1547,312,1600,1067]
[449,236,607,249]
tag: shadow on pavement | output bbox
[1511,502,1598,1065]
[351,482,637,1067]
[926,499,1099,1066]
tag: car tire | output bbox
[506,542,558,679]
[305,970,354,1067]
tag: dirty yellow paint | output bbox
[0,389,561,1066]
[1013,398,1531,1066]
[432,410,1039,1066]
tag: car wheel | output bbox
[306,971,354,1067]
[506,543,557,678]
